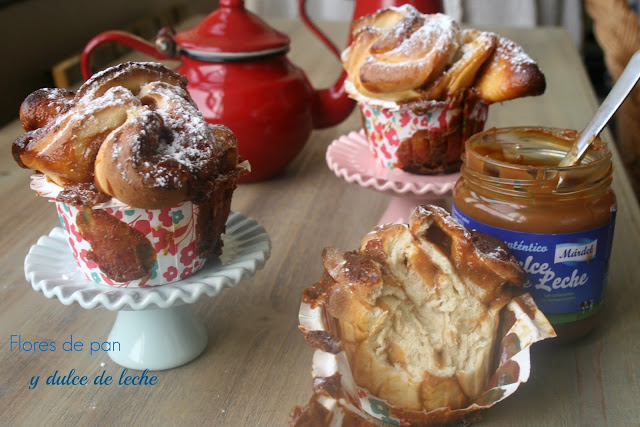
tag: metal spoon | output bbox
[558,50,640,167]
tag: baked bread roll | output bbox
[342,4,545,104]
[13,62,246,285]
[344,9,460,99]
[302,205,525,414]
[13,62,242,210]
[19,88,74,132]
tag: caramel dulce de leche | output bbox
[452,127,616,341]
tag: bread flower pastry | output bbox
[13,61,242,210]
[302,206,526,415]
[342,5,545,104]
[12,62,246,286]
[341,5,546,175]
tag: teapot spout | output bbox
[298,0,355,129]
[312,71,356,129]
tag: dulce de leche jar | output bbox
[452,127,616,341]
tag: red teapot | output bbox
[82,0,443,182]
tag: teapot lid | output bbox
[174,0,290,60]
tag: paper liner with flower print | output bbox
[348,78,489,175]
[298,292,555,425]
[32,174,210,288]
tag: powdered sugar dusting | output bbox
[79,61,181,100]
[494,34,536,65]
[39,88,73,116]
[19,62,241,209]
[42,88,63,99]
[84,86,140,110]
[375,13,458,63]
[85,78,220,193]
[46,86,139,138]
[136,82,214,180]
[345,4,542,103]
[82,87,139,122]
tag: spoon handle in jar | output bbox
[558,50,640,167]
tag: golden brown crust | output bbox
[474,35,546,102]
[358,12,458,94]
[342,5,545,103]
[13,62,243,210]
[19,88,74,132]
[417,29,497,100]
[18,87,138,187]
[92,80,227,209]
[409,205,525,305]
[76,61,187,101]
[93,106,191,209]
[302,205,525,420]
[344,7,459,101]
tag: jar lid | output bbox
[174,0,290,60]
[463,127,612,191]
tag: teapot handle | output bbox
[81,30,174,80]
[297,0,342,59]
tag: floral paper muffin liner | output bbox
[360,94,489,174]
[56,201,207,287]
[32,174,208,288]
[298,292,556,425]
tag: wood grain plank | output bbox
[1,18,639,427]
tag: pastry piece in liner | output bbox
[342,4,545,104]
[13,62,247,285]
[301,205,526,415]
[13,61,243,210]
[341,5,545,177]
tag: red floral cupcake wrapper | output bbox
[360,96,489,173]
[56,201,207,287]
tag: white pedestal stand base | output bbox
[26,213,270,371]
[108,305,208,370]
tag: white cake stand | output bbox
[25,212,271,371]
[326,130,460,224]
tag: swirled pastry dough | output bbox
[13,62,243,209]
[342,5,545,103]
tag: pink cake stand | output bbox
[326,130,460,225]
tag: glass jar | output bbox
[452,127,616,341]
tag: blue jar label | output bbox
[452,205,616,324]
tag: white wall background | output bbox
[245,0,583,48]
[246,0,354,20]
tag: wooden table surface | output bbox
[1,17,639,427]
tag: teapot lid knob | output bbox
[172,0,290,58]
[220,0,244,7]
